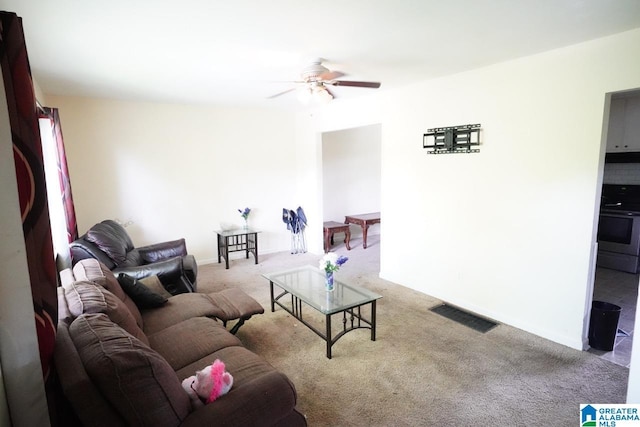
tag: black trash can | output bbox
[588,300,622,351]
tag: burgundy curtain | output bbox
[0,8,57,411]
[40,106,78,243]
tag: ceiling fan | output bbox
[268,58,381,103]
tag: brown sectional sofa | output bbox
[55,258,306,427]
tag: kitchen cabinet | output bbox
[607,96,640,153]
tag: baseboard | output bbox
[196,247,310,266]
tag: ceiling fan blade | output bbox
[267,87,297,99]
[328,80,381,89]
[318,70,345,81]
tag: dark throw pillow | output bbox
[117,273,168,309]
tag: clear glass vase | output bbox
[325,271,334,292]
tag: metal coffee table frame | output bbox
[263,266,381,359]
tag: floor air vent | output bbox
[429,304,498,333]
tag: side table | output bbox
[323,221,351,253]
[344,212,380,249]
[215,228,260,269]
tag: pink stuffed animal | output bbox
[181,359,233,408]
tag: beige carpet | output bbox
[197,235,628,426]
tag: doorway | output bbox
[591,88,640,367]
[321,124,382,250]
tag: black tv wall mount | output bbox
[423,123,481,154]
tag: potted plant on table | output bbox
[319,252,348,292]
[238,207,251,229]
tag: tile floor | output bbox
[589,267,639,367]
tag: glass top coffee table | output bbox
[263,265,382,359]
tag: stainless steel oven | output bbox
[597,212,640,273]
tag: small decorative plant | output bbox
[319,252,348,292]
[238,207,251,228]
[319,252,348,274]
[238,207,251,220]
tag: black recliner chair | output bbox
[69,220,197,295]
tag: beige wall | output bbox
[47,96,299,263]
[296,27,640,353]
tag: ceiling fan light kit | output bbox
[297,84,333,105]
[270,58,381,104]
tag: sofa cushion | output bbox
[206,288,265,321]
[117,273,168,309]
[64,281,149,346]
[147,317,242,371]
[73,259,144,328]
[121,248,142,267]
[141,293,222,335]
[55,318,127,426]
[59,267,76,287]
[70,314,191,427]
[100,220,135,252]
[85,222,128,265]
[176,347,299,427]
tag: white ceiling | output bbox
[1,0,639,110]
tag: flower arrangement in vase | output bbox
[319,252,348,292]
[238,207,250,229]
